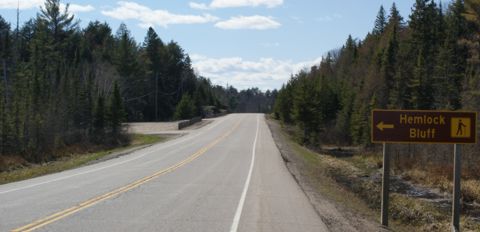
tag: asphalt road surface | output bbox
[0,114,328,232]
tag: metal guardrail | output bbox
[204,112,227,119]
[178,117,202,130]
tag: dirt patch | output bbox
[265,117,388,232]
[126,122,180,134]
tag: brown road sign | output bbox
[371,109,477,144]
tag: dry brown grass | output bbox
[463,179,480,202]
[271,117,480,231]
[390,193,447,225]
[0,155,29,172]
[294,146,480,230]
[403,169,452,192]
[400,163,480,206]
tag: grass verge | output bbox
[0,134,167,185]
[268,117,480,231]
[289,137,380,218]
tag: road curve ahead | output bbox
[0,114,328,232]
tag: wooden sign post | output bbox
[371,109,477,231]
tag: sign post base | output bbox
[452,144,461,232]
[381,143,390,226]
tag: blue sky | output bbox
[0,0,418,90]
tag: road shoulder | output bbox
[266,116,388,232]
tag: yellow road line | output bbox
[12,120,241,232]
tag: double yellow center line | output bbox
[12,120,241,232]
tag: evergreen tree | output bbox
[144,27,164,121]
[115,23,144,121]
[267,0,478,147]
[292,72,320,143]
[108,81,125,137]
[334,87,354,144]
[93,95,105,140]
[345,35,358,59]
[382,24,399,108]
[115,23,138,78]
[408,0,443,109]
[388,3,404,29]
[174,94,195,120]
[83,21,114,61]
[463,0,480,110]
[373,5,387,35]
[0,0,237,162]
[273,83,293,123]
[435,0,468,109]
[39,0,77,41]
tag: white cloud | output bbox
[0,1,94,13]
[0,0,43,9]
[189,2,210,10]
[49,3,95,17]
[68,4,95,13]
[190,54,322,90]
[189,0,283,9]
[215,15,280,30]
[102,1,219,28]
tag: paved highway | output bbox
[0,114,328,232]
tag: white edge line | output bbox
[230,115,260,232]
[0,116,229,195]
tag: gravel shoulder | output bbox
[266,116,388,232]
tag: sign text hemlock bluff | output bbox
[371,109,477,230]
[372,109,477,144]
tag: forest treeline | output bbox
[273,0,480,146]
[0,0,274,162]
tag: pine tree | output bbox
[115,24,138,78]
[273,83,293,123]
[0,0,233,162]
[408,0,443,109]
[462,0,480,110]
[435,0,468,109]
[73,83,90,134]
[174,94,195,120]
[382,3,404,108]
[335,87,354,143]
[382,24,399,108]
[350,100,367,145]
[373,5,387,35]
[93,95,105,141]
[388,3,404,29]
[39,0,77,42]
[115,23,144,122]
[83,21,114,62]
[144,27,164,121]
[345,35,357,59]
[292,72,319,143]
[0,16,12,154]
[0,82,5,154]
[108,81,125,137]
